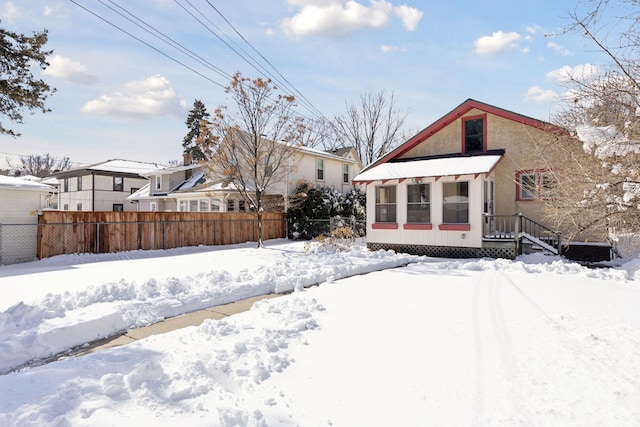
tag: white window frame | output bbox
[407,183,431,223]
[442,181,469,224]
[375,185,396,223]
[517,170,556,201]
[316,158,324,181]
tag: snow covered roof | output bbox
[0,175,55,192]
[49,159,165,179]
[141,163,201,176]
[15,175,41,182]
[296,145,359,163]
[173,170,206,191]
[128,183,151,201]
[353,153,503,183]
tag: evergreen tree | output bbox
[0,24,55,137]
[183,99,210,161]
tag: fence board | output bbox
[37,211,286,258]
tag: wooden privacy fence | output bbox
[37,211,286,259]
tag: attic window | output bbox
[462,115,486,153]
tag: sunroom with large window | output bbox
[354,152,503,256]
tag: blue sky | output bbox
[0,0,608,170]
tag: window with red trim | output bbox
[516,170,557,200]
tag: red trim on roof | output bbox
[365,99,568,171]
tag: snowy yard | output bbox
[0,239,638,426]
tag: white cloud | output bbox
[547,41,570,56]
[81,75,185,118]
[547,64,599,83]
[473,31,521,56]
[282,0,423,38]
[525,86,558,104]
[526,24,542,35]
[380,44,406,53]
[42,55,98,85]
[393,4,423,31]
[1,1,20,24]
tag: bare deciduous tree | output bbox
[331,89,408,166]
[7,153,71,177]
[539,0,640,240]
[198,72,306,247]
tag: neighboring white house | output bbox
[129,146,363,212]
[47,159,164,212]
[286,145,363,196]
[0,175,54,265]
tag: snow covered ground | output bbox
[0,239,638,426]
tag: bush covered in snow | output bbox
[287,181,366,240]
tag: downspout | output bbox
[92,172,96,211]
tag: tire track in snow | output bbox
[499,270,640,424]
[472,270,532,425]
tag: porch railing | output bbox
[483,213,562,255]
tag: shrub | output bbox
[287,181,366,240]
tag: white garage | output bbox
[0,176,54,265]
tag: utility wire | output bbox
[70,0,227,90]
[70,0,340,142]
[103,0,234,83]
[203,0,330,121]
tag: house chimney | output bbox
[184,151,193,180]
[183,151,193,166]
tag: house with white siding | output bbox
[48,159,163,212]
[129,146,363,212]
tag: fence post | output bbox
[163,221,166,249]
[95,222,100,254]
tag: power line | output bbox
[102,0,234,83]
[69,0,227,90]
[69,0,341,142]
[203,0,329,121]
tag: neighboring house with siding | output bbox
[129,145,363,212]
[354,99,611,262]
[287,145,363,196]
[48,159,163,212]
[0,175,54,265]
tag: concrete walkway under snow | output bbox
[75,294,281,357]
